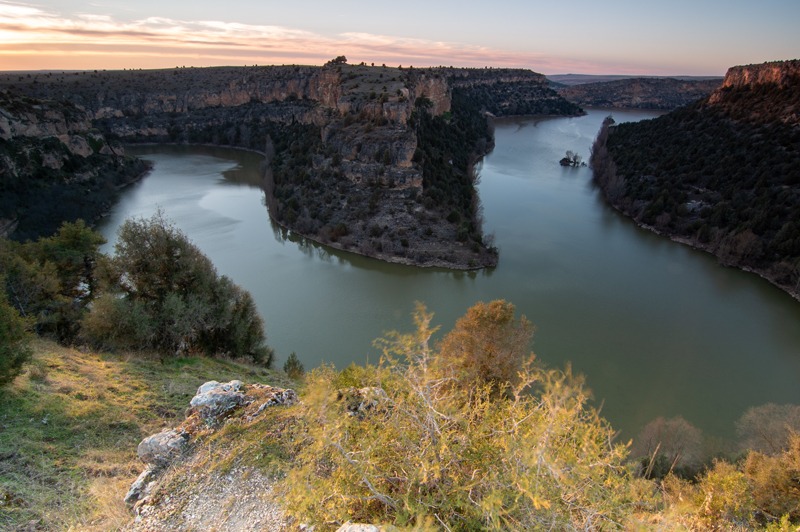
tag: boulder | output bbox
[190,380,247,423]
[336,523,386,532]
[124,465,159,506]
[137,428,188,467]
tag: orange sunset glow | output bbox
[0,3,611,73]
[7,1,797,75]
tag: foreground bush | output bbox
[0,287,32,386]
[82,211,272,365]
[286,302,635,530]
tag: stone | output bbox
[336,523,383,532]
[137,429,188,467]
[336,387,389,416]
[124,465,159,506]
[190,380,247,423]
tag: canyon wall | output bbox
[0,64,577,267]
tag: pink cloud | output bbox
[0,1,637,74]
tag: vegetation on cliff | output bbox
[0,63,581,269]
[592,61,800,299]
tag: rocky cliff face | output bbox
[0,64,580,266]
[0,91,149,239]
[716,59,800,91]
[706,59,800,125]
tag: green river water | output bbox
[98,108,800,440]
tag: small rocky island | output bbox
[0,61,581,269]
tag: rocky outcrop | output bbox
[705,60,800,126]
[124,380,297,508]
[136,429,190,467]
[716,59,800,91]
[0,91,150,240]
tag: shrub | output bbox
[0,220,104,342]
[436,299,532,394]
[743,434,800,523]
[631,416,705,479]
[283,352,305,380]
[0,286,32,386]
[736,403,800,455]
[696,460,755,527]
[83,211,273,365]
[285,302,634,530]
[80,293,154,350]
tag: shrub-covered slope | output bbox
[592,60,800,299]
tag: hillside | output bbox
[4,309,800,530]
[0,64,581,268]
[557,77,722,109]
[591,60,800,299]
[0,338,293,531]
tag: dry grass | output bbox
[0,338,289,531]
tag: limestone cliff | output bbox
[706,59,800,125]
[0,91,148,240]
[716,59,800,91]
[0,64,580,267]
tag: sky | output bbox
[0,0,798,75]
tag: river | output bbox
[98,109,800,440]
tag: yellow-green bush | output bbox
[285,302,635,530]
[744,434,800,523]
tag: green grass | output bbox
[0,338,292,531]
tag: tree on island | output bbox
[560,150,585,167]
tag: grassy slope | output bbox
[0,338,293,531]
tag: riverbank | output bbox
[601,198,800,303]
[590,103,800,304]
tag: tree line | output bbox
[591,95,800,298]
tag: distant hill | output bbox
[555,77,722,109]
[591,59,800,300]
[548,74,723,86]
